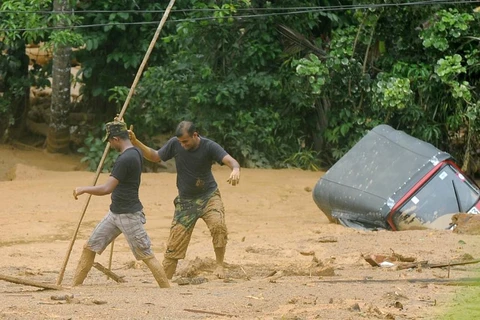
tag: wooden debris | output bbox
[240,266,250,280]
[92,262,126,283]
[317,236,338,243]
[266,271,284,282]
[300,250,315,256]
[397,259,480,270]
[312,277,480,286]
[184,308,231,317]
[0,274,63,290]
[389,249,416,262]
[51,294,74,301]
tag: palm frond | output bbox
[276,24,327,59]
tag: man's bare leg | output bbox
[72,248,96,286]
[214,247,225,279]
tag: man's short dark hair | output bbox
[175,121,197,137]
[112,131,129,140]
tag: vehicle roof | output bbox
[313,124,451,229]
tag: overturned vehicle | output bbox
[313,124,480,231]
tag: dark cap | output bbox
[103,120,128,142]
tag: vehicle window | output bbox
[397,165,480,221]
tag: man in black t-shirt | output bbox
[71,120,170,288]
[130,121,240,279]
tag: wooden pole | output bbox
[107,239,115,279]
[0,274,64,291]
[56,0,177,286]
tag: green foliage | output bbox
[0,0,51,45]
[3,0,480,173]
[372,75,413,111]
[73,0,168,103]
[0,0,82,136]
[77,131,118,173]
[119,0,335,168]
[420,9,474,51]
[283,150,322,171]
[294,54,329,94]
[49,30,83,48]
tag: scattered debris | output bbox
[176,257,217,278]
[349,302,361,312]
[363,251,417,268]
[317,236,338,243]
[266,271,284,283]
[452,213,480,235]
[173,277,208,286]
[240,266,251,280]
[394,301,403,310]
[245,293,264,300]
[390,249,416,262]
[124,260,143,269]
[50,294,74,301]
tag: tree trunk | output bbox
[46,0,72,154]
[313,97,330,153]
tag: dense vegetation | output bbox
[1,1,480,172]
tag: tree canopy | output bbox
[1,0,480,172]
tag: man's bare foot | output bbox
[214,265,225,279]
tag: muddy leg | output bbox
[162,258,178,280]
[143,256,170,288]
[72,248,96,286]
[214,247,226,279]
[202,192,228,279]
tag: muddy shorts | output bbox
[86,210,153,260]
[164,189,228,260]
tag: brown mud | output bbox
[1,144,479,320]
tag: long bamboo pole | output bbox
[56,0,177,285]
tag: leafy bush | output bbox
[78,129,118,173]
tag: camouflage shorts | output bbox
[164,189,228,260]
[86,210,153,260]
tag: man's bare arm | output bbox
[73,176,119,199]
[128,125,161,163]
[222,154,240,186]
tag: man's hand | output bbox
[73,187,79,200]
[227,168,240,186]
[128,124,137,144]
[73,187,85,200]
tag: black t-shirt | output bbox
[110,147,143,213]
[158,137,228,198]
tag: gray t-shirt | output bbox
[110,147,143,213]
[158,137,228,198]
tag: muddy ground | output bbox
[0,143,479,320]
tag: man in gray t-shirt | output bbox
[130,121,240,279]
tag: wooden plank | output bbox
[0,274,63,290]
[92,262,126,283]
